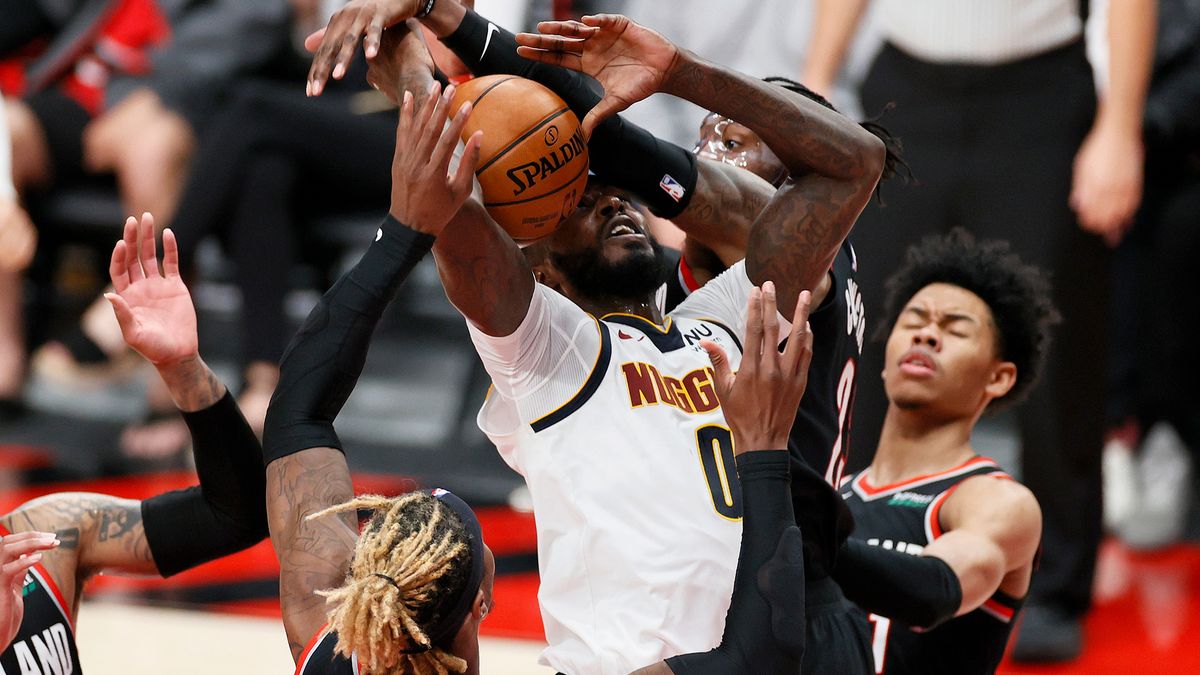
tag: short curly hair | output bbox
[880,229,1060,409]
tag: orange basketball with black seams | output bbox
[451,75,589,243]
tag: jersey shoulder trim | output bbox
[979,590,1024,624]
[295,627,330,675]
[924,467,1013,541]
[530,317,614,432]
[693,317,743,353]
[851,456,1000,501]
[678,254,701,294]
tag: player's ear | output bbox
[984,360,1016,401]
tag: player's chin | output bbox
[602,235,654,260]
[886,382,939,410]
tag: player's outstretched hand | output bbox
[305,0,419,97]
[702,282,814,454]
[365,20,435,106]
[516,14,680,138]
[389,81,482,235]
[0,531,59,650]
[104,213,198,368]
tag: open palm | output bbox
[516,14,679,136]
[105,214,198,367]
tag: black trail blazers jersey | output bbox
[664,241,865,487]
[0,528,81,675]
[841,456,1025,675]
[295,628,355,675]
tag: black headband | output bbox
[424,488,485,649]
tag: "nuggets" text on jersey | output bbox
[621,362,720,414]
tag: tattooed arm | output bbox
[662,53,883,313]
[266,451,358,659]
[262,77,479,661]
[518,15,885,313]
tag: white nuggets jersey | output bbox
[470,262,780,674]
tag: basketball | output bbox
[450,75,589,242]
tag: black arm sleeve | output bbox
[833,538,963,629]
[141,391,268,577]
[439,8,699,218]
[666,451,804,674]
[261,216,435,465]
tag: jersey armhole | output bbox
[529,317,613,432]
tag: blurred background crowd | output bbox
[0,0,1197,670]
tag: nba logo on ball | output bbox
[451,75,590,243]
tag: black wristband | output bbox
[416,0,437,18]
[735,449,791,480]
[263,217,433,465]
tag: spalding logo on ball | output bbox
[450,75,590,243]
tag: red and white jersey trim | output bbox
[851,456,1000,502]
[678,255,702,295]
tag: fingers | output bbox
[309,8,357,95]
[433,100,473,175]
[451,130,484,197]
[742,286,763,376]
[109,240,130,292]
[760,281,780,368]
[580,96,626,139]
[581,14,625,28]
[413,83,451,164]
[396,89,415,149]
[517,32,586,54]
[534,20,599,38]
[332,10,371,81]
[781,290,813,376]
[515,45,583,70]
[137,212,158,279]
[303,27,327,54]
[0,532,59,564]
[700,339,733,403]
[104,293,135,335]
[364,12,386,59]
[121,216,144,281]
[2,552,43,579]
[162,228,180,278]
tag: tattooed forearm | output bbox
[662,51,882,182]
[267,448,358,661]
[155,355,226,412]
[6,493,156,576]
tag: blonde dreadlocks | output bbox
[310,492,475,675]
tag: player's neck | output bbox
[870,406,976,485]
[574,293,664,324]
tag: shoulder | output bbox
[943,476,1041,556]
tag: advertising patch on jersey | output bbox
[659,173,686,202]
[888,491,935,508]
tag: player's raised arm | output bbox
[262,73,481,661]
[1,215,267,621]
[519,15,885,316]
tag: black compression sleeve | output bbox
[439,8,699,218]
[666,450,804,674]
[141,391,268,577]
[834,538,963,629]
[262,216,435,465]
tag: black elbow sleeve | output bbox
[142,392,267,577]
[835,538,962,629]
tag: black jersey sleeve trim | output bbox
[698,318,743,354]
[530,319,613,432]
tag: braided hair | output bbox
[310,492,475,674]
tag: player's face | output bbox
[545,181,669,301]
[882,283,1014,417]
[696,112,787,185]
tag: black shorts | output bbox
[23,87,91,185]
[803,577,875,674]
